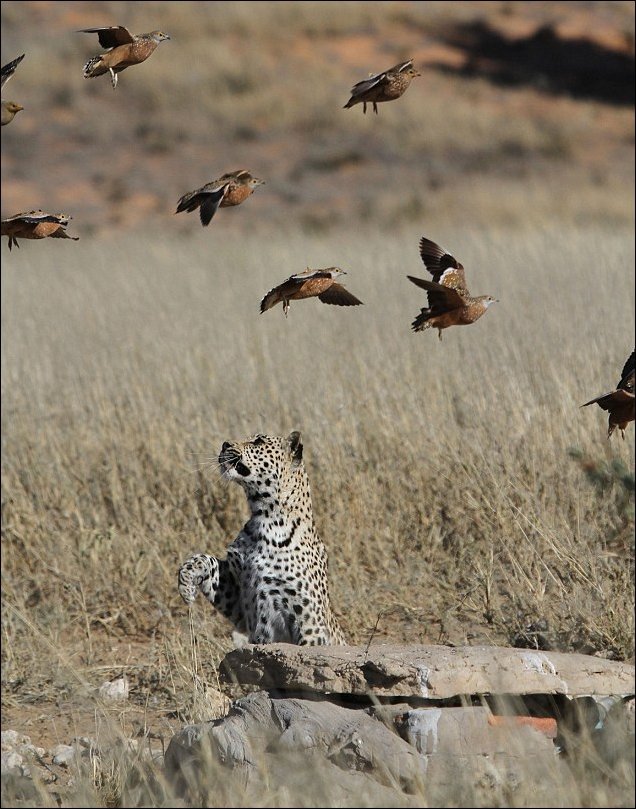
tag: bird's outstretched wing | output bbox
[581,388,634,411]
[78,26,134,48]
[407,275,465,310]
[582,350,636,409]
[348,71,387,96]
[198,185,230,226]
[419,236,470,296]
[219,169,252,182]
[1,54,25,89]
[349,59,413,95]
[388,59,414,74]
[618,351,635,391]
[175,183,231,226]
[318,284,363,306]
[6,211,66,225]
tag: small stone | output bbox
[51,744,78,768]
[98,675,129,702]
[1,730,31,751]
[1,750,25,774]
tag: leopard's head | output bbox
[219,431,304,501]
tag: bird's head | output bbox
[149,31,171,43]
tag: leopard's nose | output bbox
[221,442,231,452]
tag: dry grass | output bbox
[1,218,634,805]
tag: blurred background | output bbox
[1,0,634,235]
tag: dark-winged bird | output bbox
[408,237,497,340]
[343,59,420,114]
[1,53,25,125]
[260,268,363,318]
[175,170,265,226]
[2,210,79,250]
[79,26,170,88]
[581,351,635,439]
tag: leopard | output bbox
[178,431,346,646]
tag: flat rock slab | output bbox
[220,643,635,700]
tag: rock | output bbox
[1,731,24,751]
[50,744,79,768]
[164,690,573,805]
[98,675,129,702]
[165,691,428,804]
[220,643,636,700]
[1,730,45,760]
[0,730,51,781]
[391,706,552,754]
[1,750,28,777]
[158,643,636,804]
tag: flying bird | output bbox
[1,211,79,251]
[581,350,635,439]
[343,59,420,114]
[79,26,170,88]
[260,268,363,318]
[407,236,497,339]
[175,170,265,226]
[1,53,25,126]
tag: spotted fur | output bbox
[178,431,346,646]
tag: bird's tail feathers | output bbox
[175,193,198,214]
[260,292,276,313]
[411,309,433,332]
[83,55,105,78]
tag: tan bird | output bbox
[581,350,635,439]
[408,237,497,340]
[343,59,420,114]
[260,268,363,318]
[175,170,265,226]
[1,53,25,126]
[1,211,79,251]
[79,26,170,88]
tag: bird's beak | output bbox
[15,104,24,111]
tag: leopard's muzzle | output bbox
[219,442,251,477]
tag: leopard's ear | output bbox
[287,431,303,467]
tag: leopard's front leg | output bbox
[178,553,220,604]
[178,553,243,627]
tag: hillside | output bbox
[1,0,634,236]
